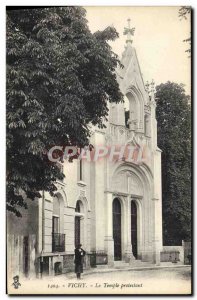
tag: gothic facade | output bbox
[7,32,163,278]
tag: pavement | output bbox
[38,263,191,295]
[64,262,191,279]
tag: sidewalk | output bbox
[64,262,191,279]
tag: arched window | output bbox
[126,92,141,130]
[75,200,81,213]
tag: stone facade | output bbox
[7,39,163,278]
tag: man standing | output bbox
[74,244,86,279]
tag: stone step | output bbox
[95,265,110,269]
[114,260,129,264]
[113,260,130,268]
[114,260,153,268]
[129,261,152,267]
[95,260,154,270]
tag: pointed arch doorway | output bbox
[131,201,138,258]
[113,198,122,261]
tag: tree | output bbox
[7,7,123,216]
[178,6,191,56]
[179,6,191,19]
[156,82,191,244]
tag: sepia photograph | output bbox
[6,5,192,295]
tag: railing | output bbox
[52,233,65,252]
[109,124,151,146]
[90,251,108,267]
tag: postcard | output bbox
[6,6,192,295]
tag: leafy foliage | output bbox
[156,82,191,244]
[7,7,123,216]
[178,6,191,56]
[179,6,191,19]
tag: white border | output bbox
[1,1,195,299]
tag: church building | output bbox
[7,21,163,278]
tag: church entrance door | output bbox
[113,198,122,261]
[131,201,138,258]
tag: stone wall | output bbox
[162,245,184,263]
[63,254,75,273]
[7,198,39,278]
[182,241,191,265]
[62,254,92,273]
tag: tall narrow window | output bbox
[52,196,65,252]
[23,236,29,277]
[78,148,83,181]
[144,114,150,137]
[52,216,59,233]
[79,158,83,181]
[53,197,60,232]
[125,110,130,128]
[75,201,81,213]
[56,161,64,182]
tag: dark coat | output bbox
[74,248,86,273]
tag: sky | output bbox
[85,6,191,95]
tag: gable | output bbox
[117,43,148,103]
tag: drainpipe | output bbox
[42,190,45,252]
[40,190,45,278]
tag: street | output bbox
[75,266,192,295]
[15,266,191,295]
[83,266,191,281]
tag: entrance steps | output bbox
[94,261,130,270]
[95,260,154,270]
[114,260,153,269]
[128,260,153,267]
[113,260,130,268]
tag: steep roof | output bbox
[116,41,147,102]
